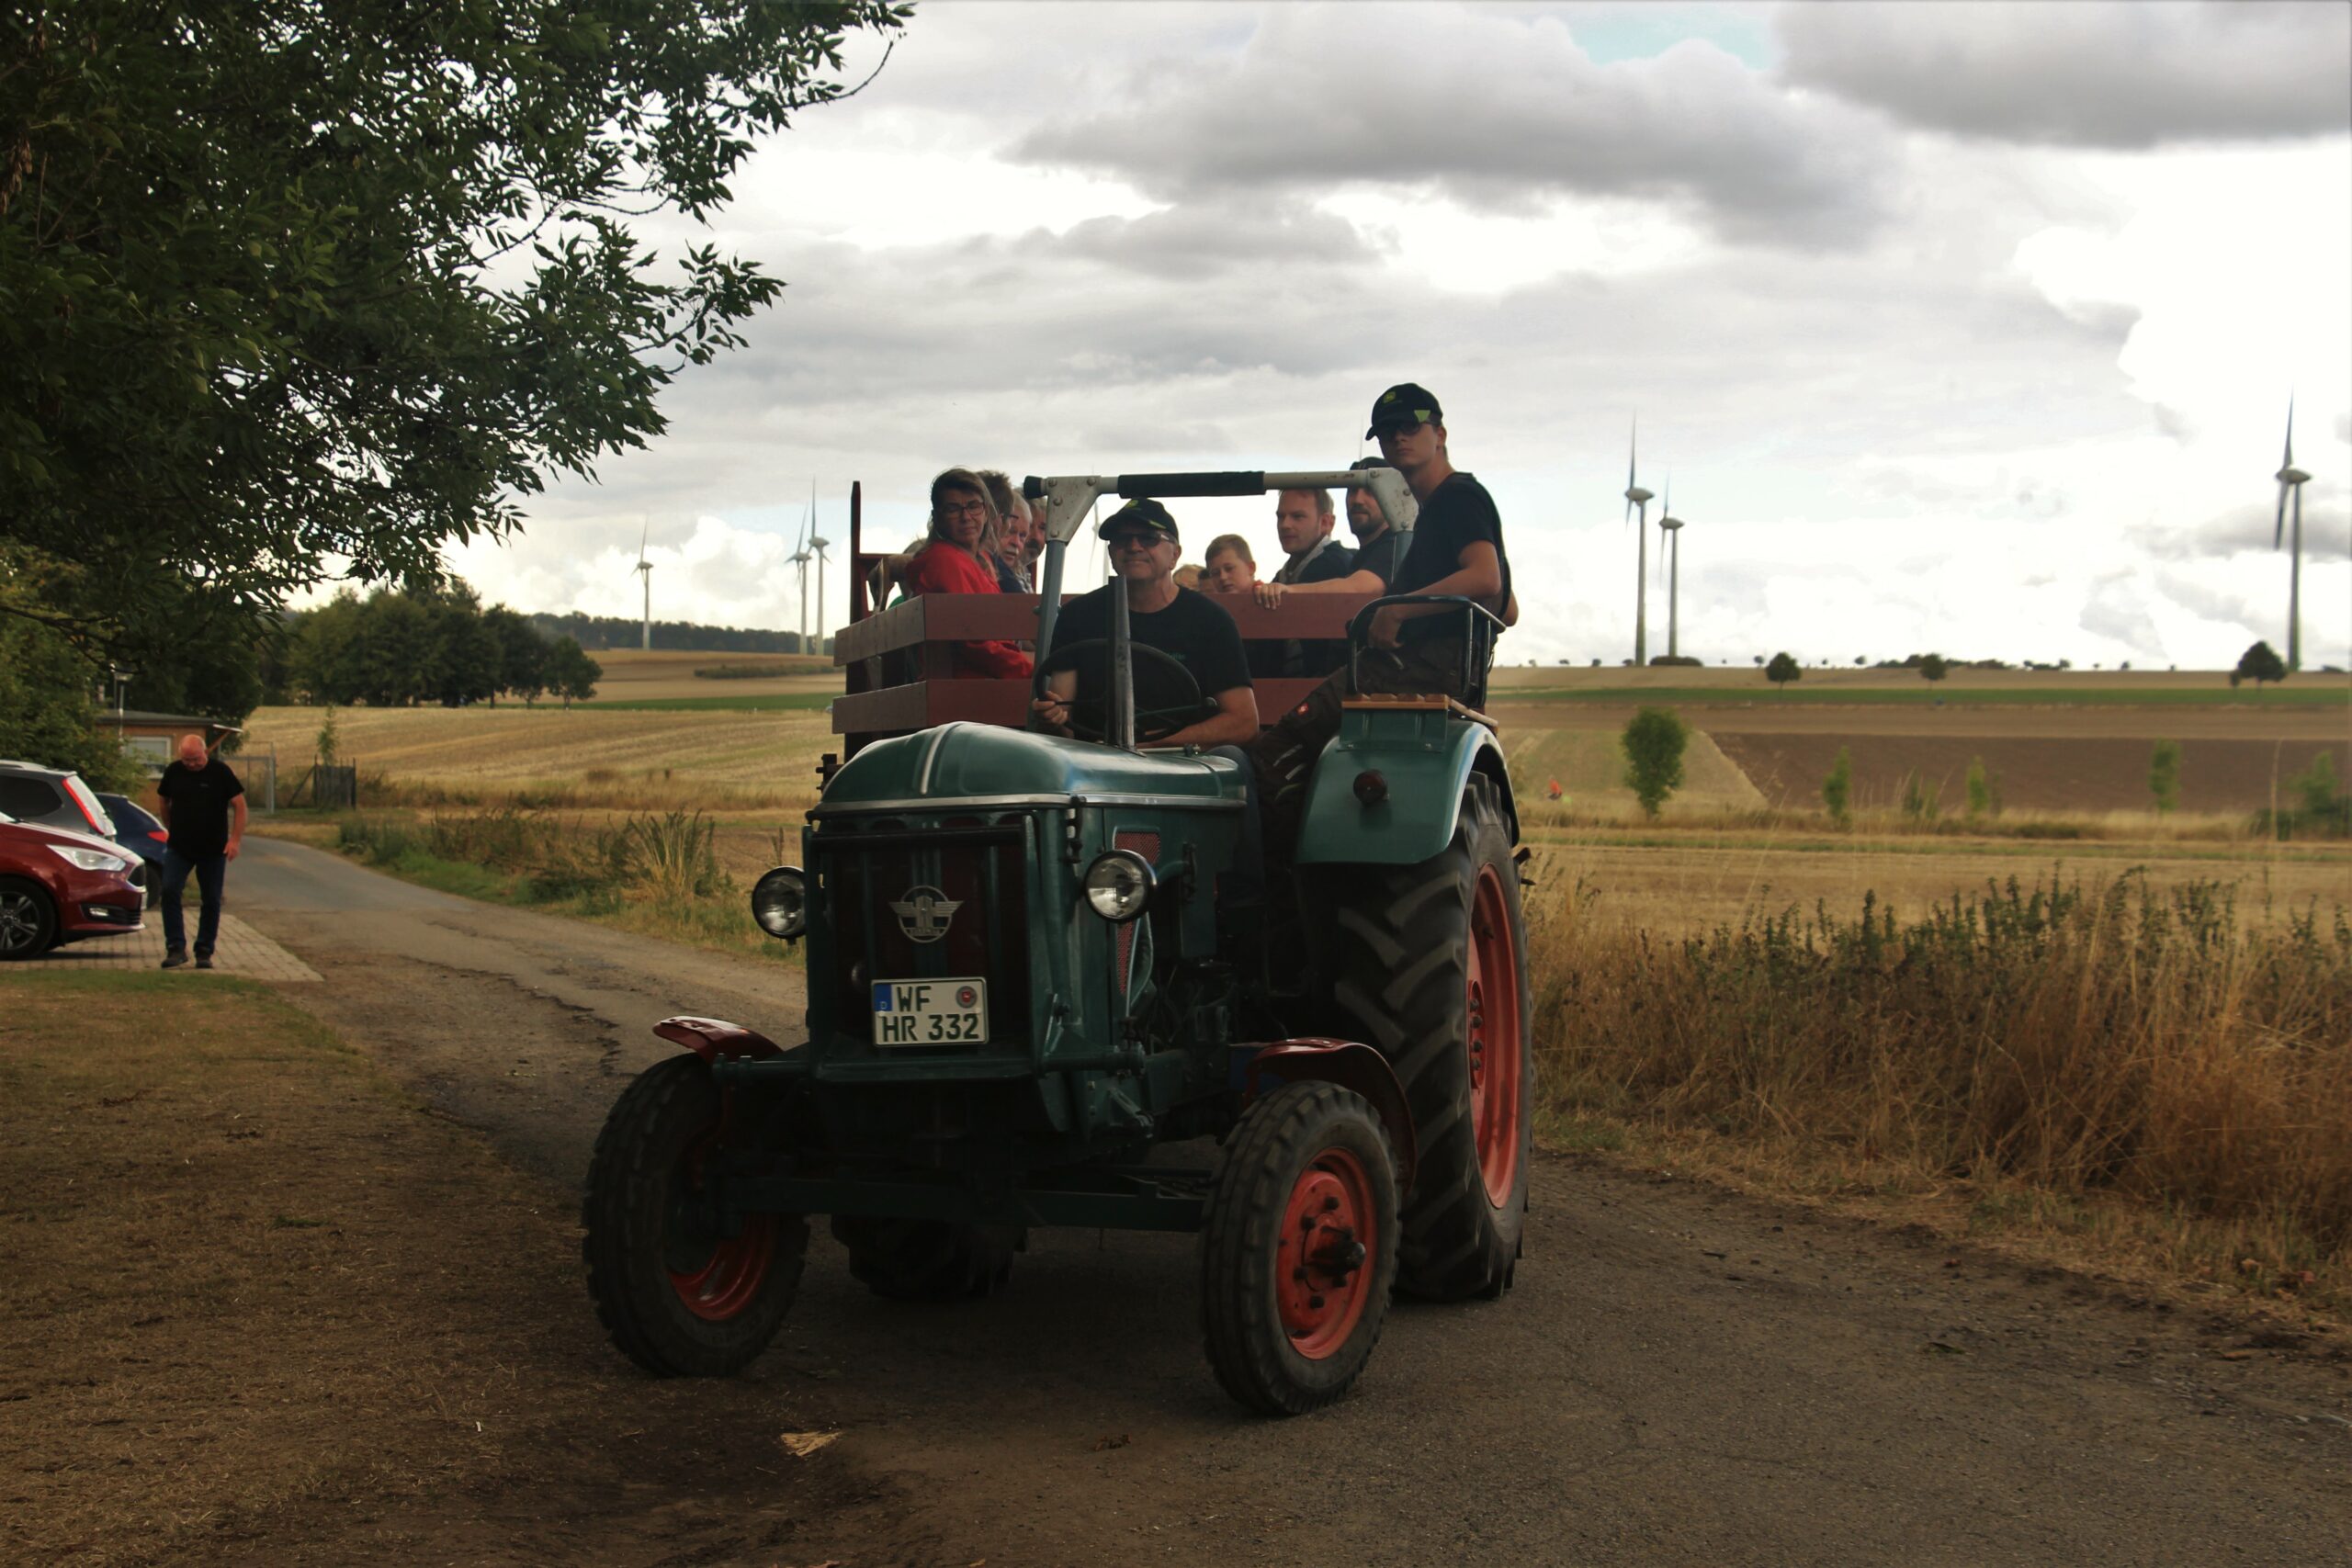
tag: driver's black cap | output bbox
[1366,382,1442,438]
[1097,498,1180,542]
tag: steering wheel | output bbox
[1031,638,1213,743]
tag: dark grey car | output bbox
[0,760,117,840]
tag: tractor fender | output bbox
[1295,715,1516,866]
[652,1015,784,1062]
[1238,1040,1417,1196]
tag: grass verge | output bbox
[1498,684,2350,708]
[317,807,800,964]
[1527,870,2352,1319]
[0,974,544,1563]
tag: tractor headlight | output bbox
[750,866,807,940]
[1083,849,1155,923]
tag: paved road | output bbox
[234,833,2352,1566]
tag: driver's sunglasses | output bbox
[1104,531,1162,549]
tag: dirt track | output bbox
[179,839,2352,1563]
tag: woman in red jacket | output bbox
[901,468,1035,679]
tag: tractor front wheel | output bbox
[582,1054,805,1376]
[1201,1080,1400,1416]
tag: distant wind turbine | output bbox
[632,518,653,651]
[1657,482,1685,660]
[2273,397,2312,672]
[789,503,814,656]
[808,484,832,660]
[1624,422,1654,666]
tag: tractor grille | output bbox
[816,815,1032,1049]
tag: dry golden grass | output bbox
[1526,870,2352,1316]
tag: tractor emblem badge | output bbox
[890,886,961,943]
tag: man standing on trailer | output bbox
[1248,383,1511,818]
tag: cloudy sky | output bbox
[445,0,2352,671]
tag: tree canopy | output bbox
[0,0,906,655]
[1765,651,1802,690]
[2235,641,2288,689]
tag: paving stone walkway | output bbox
[14,912,321,982]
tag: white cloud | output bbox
[427,1,2351,671]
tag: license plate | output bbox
[871,977,989,1046]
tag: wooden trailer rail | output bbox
[831,588,1386,751]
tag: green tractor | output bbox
[582,468,1531,1415]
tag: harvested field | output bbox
[241,703,832,810]
[1715,732,2352,814]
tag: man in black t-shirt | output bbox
[1035,499,1265,916]
[1033,499,1258,748]
[1248,383,1511,819]
[153,733,246,969]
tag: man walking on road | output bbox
[154,733,245,970]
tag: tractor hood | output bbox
[819,723,1244,812]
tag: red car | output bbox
[0,814,147,960]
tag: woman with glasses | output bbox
[899,467,1035,679]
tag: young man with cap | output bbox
[1247,382,1510,818]
[1030,499,1259,749]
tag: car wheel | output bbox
[0,877,58,961]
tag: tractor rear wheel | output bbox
[582,1054,805,1376]
[1201,1080,1400,1416]
[1317,774,1532,1301]
[831,1217,1021,1302]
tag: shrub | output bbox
[1964,755,1997,820]
[2149,739,2181,816]
[1821,746,1852,826]
[1620,706,1690,818]
[1899,770,1939,823]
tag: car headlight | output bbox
[1083,849,1155,922]
[50,844,131,874]
[750,866,807,940]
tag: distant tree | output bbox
[315,706,342,769]
[1918,652,1949,683]
[1752,653,1765,667]
[1964,756,1998,820]
[2148,739,2182,816]
[548,637,603,707]
[1766,651,1802,692]
[1620,706,1690,819]
[2119,660,2132,671]
[1854,655,1866,666]
[1822,746,1853,827]
[2235,641,2287,689]
[484,606,548,706]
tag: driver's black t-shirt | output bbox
[1045,585,1252,730]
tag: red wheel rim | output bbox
[1275,1147,1378,1360]
[1466,864,1524,1206]
[665,1128,777,1322]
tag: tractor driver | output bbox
[1030,499,1259,749]
[1248,382,1512,830]
[1033,498,1266,921]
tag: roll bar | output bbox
[1022,468,1416,658]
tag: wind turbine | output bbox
[632,518,653,651]
[808,484,832,660]
[789,504,814,656]
[1657,482,1685,660]
[2273,397,2311,672]
[1624,422,1654,665]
